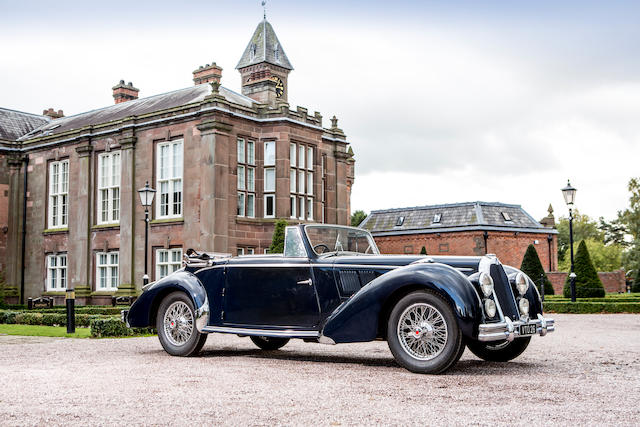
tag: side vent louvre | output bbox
[339,269,378,296]
[339,270,360,295]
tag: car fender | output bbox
[321,262,482,344]
[503,266,544,317]
[127,270,210,332]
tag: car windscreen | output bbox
[305,226,379,256]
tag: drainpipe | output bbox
[483,231,489,255]
[547,234,553,271]
[20,156,29,305]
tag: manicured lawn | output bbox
[0,324,92,338]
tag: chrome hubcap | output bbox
[163,301,194,346]
[397,302,448,361]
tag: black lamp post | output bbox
[138,181,156,286]
[562,180,577,302]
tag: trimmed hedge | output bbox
[520,244,554,295]
[543,301,640,314]
[563,240,605,298]
[0,310,102,327]
[90,318,155,337]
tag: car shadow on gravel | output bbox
[197,347,399,368]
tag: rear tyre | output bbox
[250,336,290,350]
[387,290,463,374]
[467,337,531,362]
[156,291,208,356]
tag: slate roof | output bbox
[236,19,293,70]
[17,84,255,141]
[360,202,557,235]
[0,108,50,141]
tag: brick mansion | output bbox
[0,17,355,304]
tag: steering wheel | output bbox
[364,245,373,254]
[313,244,331,254]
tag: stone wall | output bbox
[547,270,626,294]
[374,230,558,271]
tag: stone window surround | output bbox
[289,141,314,221]
[155,139,184,220]
[47,158,70,230]
[95,251,119,291]
[155,247,183,280]
[45,253,67,291]
[96,151,121,225]
[236,137,256,218]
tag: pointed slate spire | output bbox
[236,19,293,70]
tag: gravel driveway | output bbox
[1,314,639,426]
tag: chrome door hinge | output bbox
[220,310,224,320]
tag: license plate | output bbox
[519,324,537,336]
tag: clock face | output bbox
[273,77,284,98]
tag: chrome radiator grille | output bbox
[490,264,519,320]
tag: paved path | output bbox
[1,314,639,426]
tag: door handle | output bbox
[297,279,312,286]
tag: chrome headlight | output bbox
[518,298,530,316]
[515,272,529,296]
[484,299,497,318]
[479,272,494,297]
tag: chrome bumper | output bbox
[478,314,555,342]
[121,310,130,328]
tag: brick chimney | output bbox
[112,80,139,104]
[193,62,222,86]
[43,108,64,119]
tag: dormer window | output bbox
[273,43,280,62]
[433,213,442,223]
[396,216,405,226]
[501,212,512,222]
[250,43,257,61]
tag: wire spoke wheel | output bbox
[163,301,194,346]
[397,302,448,361]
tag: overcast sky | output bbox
[2,0,639,222]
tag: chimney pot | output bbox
[43,108,64,119]
[192,62,223,86]
[112,80,139,104]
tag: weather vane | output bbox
[262,0,267,19]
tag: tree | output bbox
[558,239,623,272]
[598,217,628,247]
[633,267,640,293]
[351,210,367,227]
[618,177,640,273]
[556,210,603,265]
[520,244,554,295]
[420,246,427,255]
[563,240,605,298]
[268,219,288,254]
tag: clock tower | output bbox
[236,18,293,107]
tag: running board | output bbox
[202,326,320,339]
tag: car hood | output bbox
[330,254,485,274]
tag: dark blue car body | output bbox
[127,224,552,347]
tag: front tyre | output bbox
[387,290,463,374]
[467,337,531,362]
[250,336,290,350]
[156,291,208,356]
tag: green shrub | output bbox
[90,318,155,337]
[268,219,288,254]
[544,301,640,314]
[420,246,427,255]
[563,240,606,298]
[0,310,102,327]
[520,244,554,295]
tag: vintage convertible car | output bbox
[125,224,554,374]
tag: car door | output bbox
[222,258,320,329]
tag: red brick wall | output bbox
[548,270,626,294]
[374,230,557,270]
